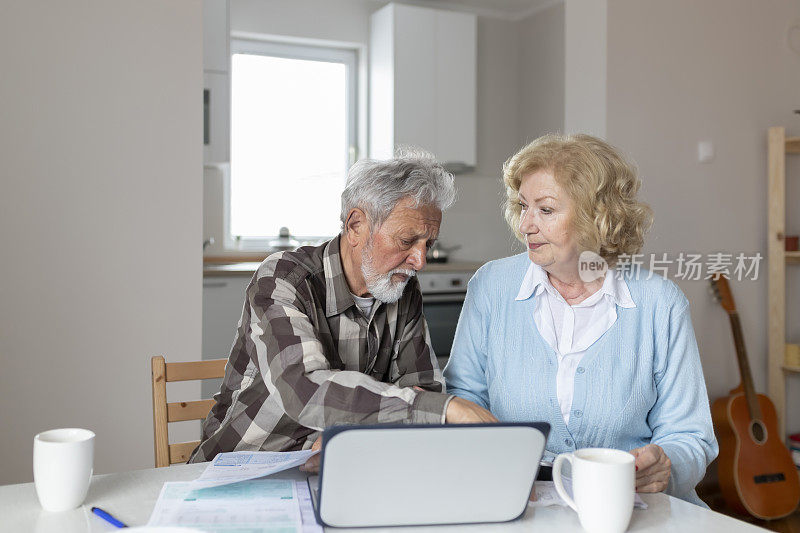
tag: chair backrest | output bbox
[151,355,227,467]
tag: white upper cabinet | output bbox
[203,0,230,163]
[370,3,477,171]
[204,71,230,164]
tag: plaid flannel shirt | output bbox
[189,236,451,462]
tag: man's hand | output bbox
[629,444,671,493]
[445,397,498,424]
[299,435,323,474]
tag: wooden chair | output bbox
[151,355,227,467]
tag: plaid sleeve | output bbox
[250,269,448,429]
[392,287,451,423]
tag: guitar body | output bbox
[710,275,800,519]
[712,392,800,519]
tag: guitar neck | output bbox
[728,311,762,421]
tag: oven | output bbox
[416,270,474,370]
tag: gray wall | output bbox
[0,1,203,484]
[518,2,565,142]
[446,17,528,262]
[231,0,373,43]
[564,0,606,136]
[605,0,800,432]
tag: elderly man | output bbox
[190,151,496,464]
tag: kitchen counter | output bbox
[204,261,263,277]
[204,260,485,277]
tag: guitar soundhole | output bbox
[749,420,767,444]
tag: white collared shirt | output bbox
[515,263,636,424]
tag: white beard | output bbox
[360,247,416,304]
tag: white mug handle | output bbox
[552,452,578,512]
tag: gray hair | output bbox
[340,148,456,231]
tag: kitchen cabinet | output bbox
[201,274,250,397]
[369,3,477,171]
[203,71,230,164]
[203,0,230,164]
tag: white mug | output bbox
[552,447,635,533]
[33,428,95,512]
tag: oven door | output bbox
[421,292,466,370]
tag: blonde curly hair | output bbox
[503,133,653,267]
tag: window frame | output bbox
[226,37,359,249]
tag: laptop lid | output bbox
[314,422,550,528]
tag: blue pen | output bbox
[91,506,128,528]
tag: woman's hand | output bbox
[629,444,671,492]
[445,397,498,424]
[299,435,323,473]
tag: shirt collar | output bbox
[515,262,550,301]
[323,235,357,317]
[515,262,636,309]
[583,267,636,309]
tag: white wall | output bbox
[605,0,800,433]
[228,0,522,262]
[564,0,606,136]
[0,1,203,484]
[519,2,565,142]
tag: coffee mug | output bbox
[33,428,95,512]
[552,447,635,533]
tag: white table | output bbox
[0,463,767,532]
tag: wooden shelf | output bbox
[786,251,800,264]
[768,127,797,437]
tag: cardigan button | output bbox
[564,438,573,447]
[573,410,583,418]
[576,367,585,374]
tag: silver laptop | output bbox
[309,422,550,528]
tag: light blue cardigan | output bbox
[443,253,718,505]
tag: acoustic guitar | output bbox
[709,274,800,519]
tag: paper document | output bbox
[296,480,323,533]
[529,479,648,510]
[148,478,321,532]
[191,450,318,489]
[148,479,306,532]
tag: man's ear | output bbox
[344,208,368,247]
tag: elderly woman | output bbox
[444,134,718,505]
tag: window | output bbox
[229,39,357,244]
